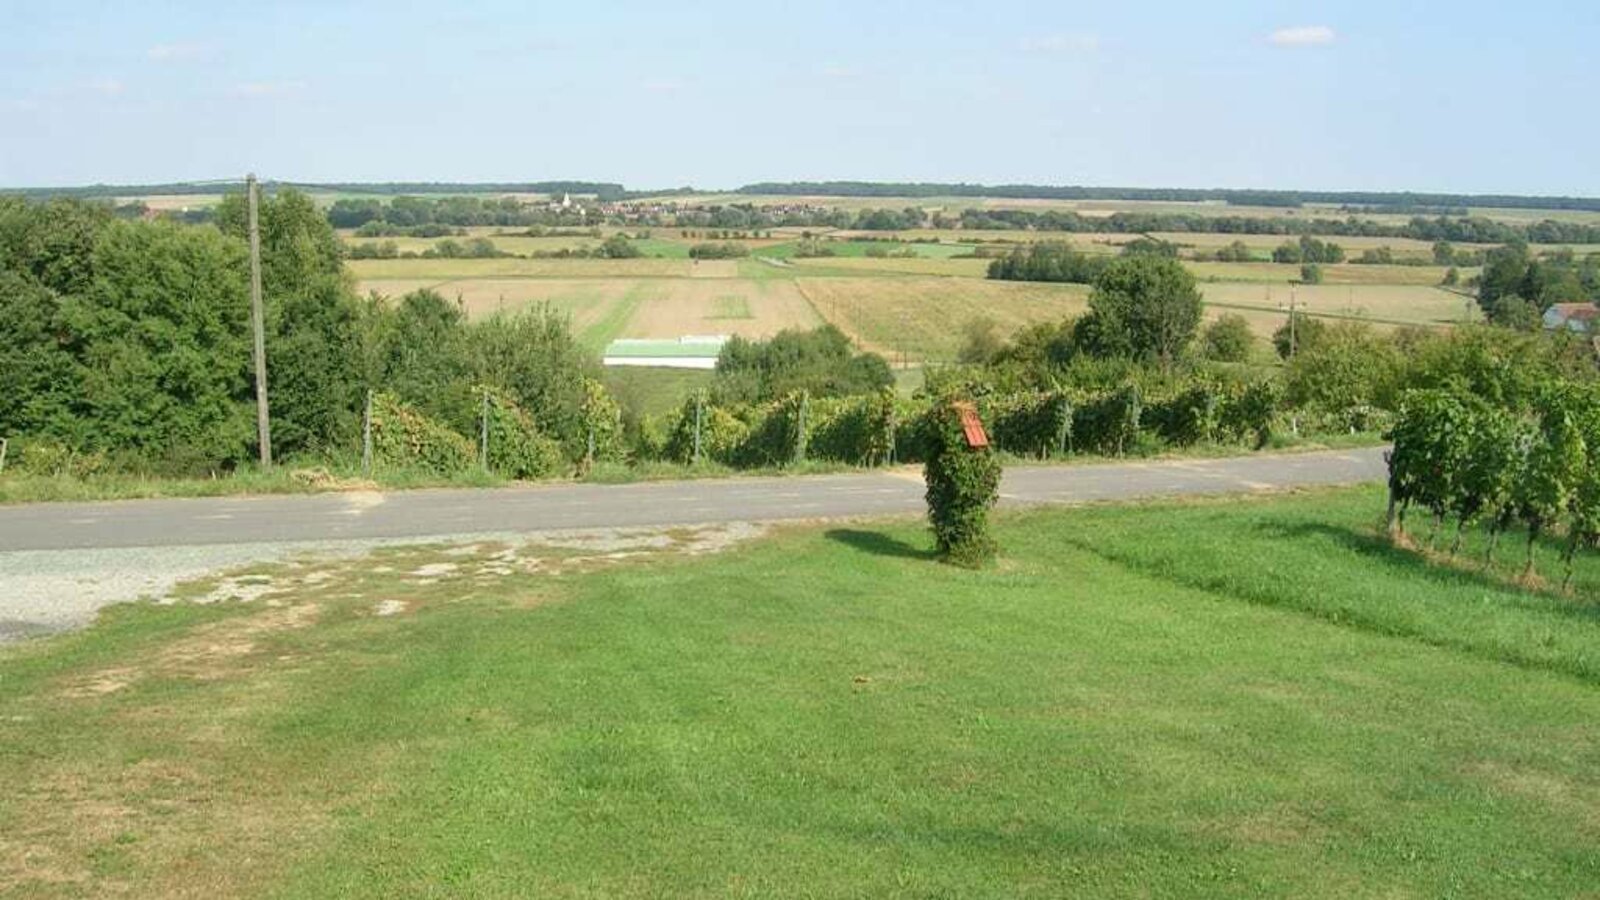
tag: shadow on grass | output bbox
[1259,520,1600,617]
[825,529,936,561]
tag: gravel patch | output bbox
[0,523,765,644]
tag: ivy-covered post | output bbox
[923,400,1002,568]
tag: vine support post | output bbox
[361,390,373,477]
[794,393,809,465]
[1562,531,1580,593]
[1056,395,1071,458]
[886,403,897,467]
[692,393,703,465]
[479,390,490,473]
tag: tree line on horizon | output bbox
[11,179,1600,216]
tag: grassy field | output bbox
[2,487,1598,896]
[796,277,1090,359]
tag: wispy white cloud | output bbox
[641,78,684,93]
[147,41,210,62]
[818,63,858,79]
[1268,25,1336,46]
[87,77,125,97]
[1019,32,1100,53]
[233,80,307,97]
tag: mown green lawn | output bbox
[1,487,1597,897]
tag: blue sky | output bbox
[3,1,1597,195]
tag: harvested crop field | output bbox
[788,257,993,278]
[797,277,1089,360]
[358,276,820,348]
[1200,282,1477,327]
[622,278,819,338]
[1155,232,1458,257]
[347,257,699,280]
[1188,261,1460,286]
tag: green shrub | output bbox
[922,399,1002,567]
[809,389,897,466]
[481,388,567,480]
[578,378,624,463]
[1221,380,1281,449]
[1149,379,1223,446]
[985,392,1072,459]
[8,438,109,478]
[736,392,809,468]
[369,393,475,476]
[1072,383,1143,455]
[1201,314,1254,363]
[892,396,933,464]
[664,394,749,466]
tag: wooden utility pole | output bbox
[247,173,272,468]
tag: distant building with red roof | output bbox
[1543,302,1598,334]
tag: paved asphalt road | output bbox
[0,448,1386,553]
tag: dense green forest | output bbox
[0,193,601,475]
